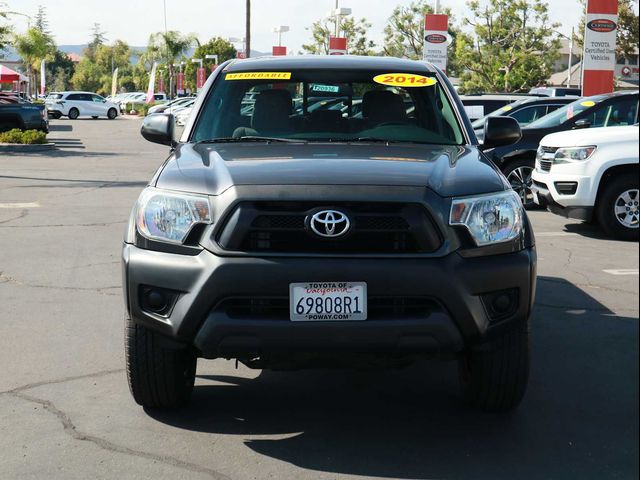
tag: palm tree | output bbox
[13,27,55,97]
[146,31,197,98]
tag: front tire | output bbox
[459,320,530,412]
[503,158,536,208]
[68,108,79,120]
[597,175,639,241]
[125,316,197,409]
[107,108,117,120]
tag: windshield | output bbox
[527,96,607,129]
[470,99,528,129]
[191,69,465,145]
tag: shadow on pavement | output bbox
[148,276,639,479]
[48,124,73,132]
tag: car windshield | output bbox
[470,99,529,129]
[191,68,465,145]
[527,95,607,129]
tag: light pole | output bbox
[272,26,290,47]
[329,5,352,38]
[245,0,251,59]
[228,37,247,57]
[554,29,577,88]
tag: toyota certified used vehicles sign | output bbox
[425,34,447,44]
[587,19,617,32]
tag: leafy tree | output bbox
[302,16,375,55]
[383,0,461,76]
[13,27,56,96]
[455,0,561,93]
[86,23,107,59]
[45,49,75,91]
[145,31,197,97]
[72,40,135,95]
[0,6,13,55]
[33,5,51,37]
[184,37,236,90]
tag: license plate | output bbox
[290,282,367,321]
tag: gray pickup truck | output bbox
[0,97,49,133]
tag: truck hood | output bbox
[154,143,509,197]
[541,125,639,148]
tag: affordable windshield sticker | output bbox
[373,73,437,88]
[580,100,596,107]
[225,72,292,81]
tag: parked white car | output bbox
[45,92,119,120]
[532,125,639,240]
[174,105,194,126]
[147,97,195,115]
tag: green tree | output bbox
[45,49,75,91]
[302,16,376,55]
[72,40,135,95]
[455,0,561,93]
[383,1,462,76]
[0,7,12,54]
[13,27,56,96]
[86,23,107,59]
[33,5,51,37]
[145,31,197,97]
[184,37,236,90]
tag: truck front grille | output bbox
[537,146,558,172]
[216,201,442,255]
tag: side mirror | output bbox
[141,113,176,146]
[481,116,522,150]
[573,119,591,129]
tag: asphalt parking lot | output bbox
[0,117,638,480]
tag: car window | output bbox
[510,105,549,126]
[192,69,465,145]
[67,93,81,101]
[92,94,104,103]
[584,98,639,127]
[527,95,611,128]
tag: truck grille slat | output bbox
[217,202,442,254]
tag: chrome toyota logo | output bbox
[309,210,351,238]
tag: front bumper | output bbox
[123,244,537,358]
[531,176,594,221]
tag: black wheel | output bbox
[107,108,118,120]
[503,158,536,208]
[68,108,79,120]
[53,112,62,119]
[459,320,530,412]
[91,116,98,119]
[125,316,197,409]
[0,121,20,133]
[597,174,639,241]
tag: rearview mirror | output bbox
[481,116,522,150]
[141,113,176,147]
[573,119,591,129]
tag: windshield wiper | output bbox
[197,136,307,144]
[351,137,439,145]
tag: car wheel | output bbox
[53,112,62,119]
[68,108,79,120]
[597,175,639,241]
[459,319,529,412]
[504,159,536,208]
[107,108,118,120]
[0,121,20,133]
[125,316,197,409]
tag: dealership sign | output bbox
[329,37,348,55]
[423,14,449,72]
[582,0,618,96]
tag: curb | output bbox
[0,143,57,153]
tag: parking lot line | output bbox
[603,269,640,276]
[535,232,579,237]
[0,202,40,209]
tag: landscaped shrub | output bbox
[0,129,47,144]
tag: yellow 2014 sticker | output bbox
[501,105,513,112]
[580,100,596,107]
[373,73,437,88]
[225,72,292,81]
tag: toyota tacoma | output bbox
[123,56,536,412]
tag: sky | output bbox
[3,0,607,53]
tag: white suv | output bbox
[532,125,639,240]
[46,92,119,120]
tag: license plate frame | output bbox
[289,282,367,322]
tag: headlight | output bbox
[554,146,596,163]
[135,188,212,244]
[450,191,523,246]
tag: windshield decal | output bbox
[580,100,596,107]
[501,105,513,112]
[226,72,292,81]
[373,73,436,88]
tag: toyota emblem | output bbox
[309,210,351,238]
